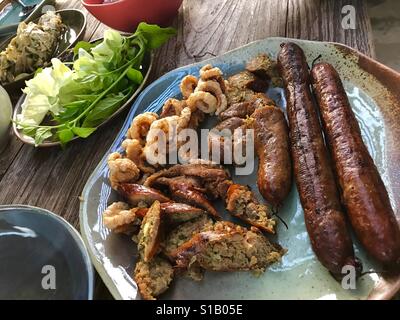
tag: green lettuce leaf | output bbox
[135,22,177,50]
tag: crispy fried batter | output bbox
[180,75,198,99]
[160,98,186,118]
[122,138,155,174]
[102,202,141,234]
[107,152,140,190]
[127,112,158,144]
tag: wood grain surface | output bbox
[0,0,374,299]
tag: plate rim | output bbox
[79,36,400,300]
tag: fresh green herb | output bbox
[126,68,144,84]
[15,23,176,147]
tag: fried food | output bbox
[166,180,220,218]
[102,201,141,234]
[225,84,255,105]
[144,107,192,162]
[245,53,282,86]
[161,202,207,224]
[227,71,269,92]
[105,56,289,300]
[180,75,198,99]
[118,183,170,206]
[199,64,227,92]
[185,64,228,115]
[195,79,227,115]
[186,91,218,114]
[107,152,140,189]
[122,138,155,174]
[127,112,158,144]
[175,227,284,272]
[160,98,186,118]
[208,117,246,163]
[162,215,214,258]
[218,101,256,120]
[226,184,276,234]
[144,163,232,200]
[138,201,162,262]
[133,202,207,224]
[134,256,174,300]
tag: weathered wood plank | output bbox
[0,0,374,300]
[286,0,375,56]
[151,0,288,79]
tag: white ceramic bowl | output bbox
[0,85,12,151]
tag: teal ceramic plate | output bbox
[0,205,94,299]
[0,8,87,91]
[80,37,400,300]
[0,0,53,37]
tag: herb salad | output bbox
[16,23,176,146]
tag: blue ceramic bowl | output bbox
[0,205,93,300]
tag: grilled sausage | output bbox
[278,43,361,276]
[251,105,292,207]
[311,63,400,267]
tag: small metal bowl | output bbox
[1,9,87,92]
[0,205,94,300]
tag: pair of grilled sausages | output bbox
[311,62,400,267]
[278,42,400,274]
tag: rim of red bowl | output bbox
[81,0,124,7]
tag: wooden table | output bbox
[0,0,374,299]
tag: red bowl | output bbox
[82,0,183,32]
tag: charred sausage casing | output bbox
[278,42,361,276]
[311,63,400,267]
[251,105,292,207]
